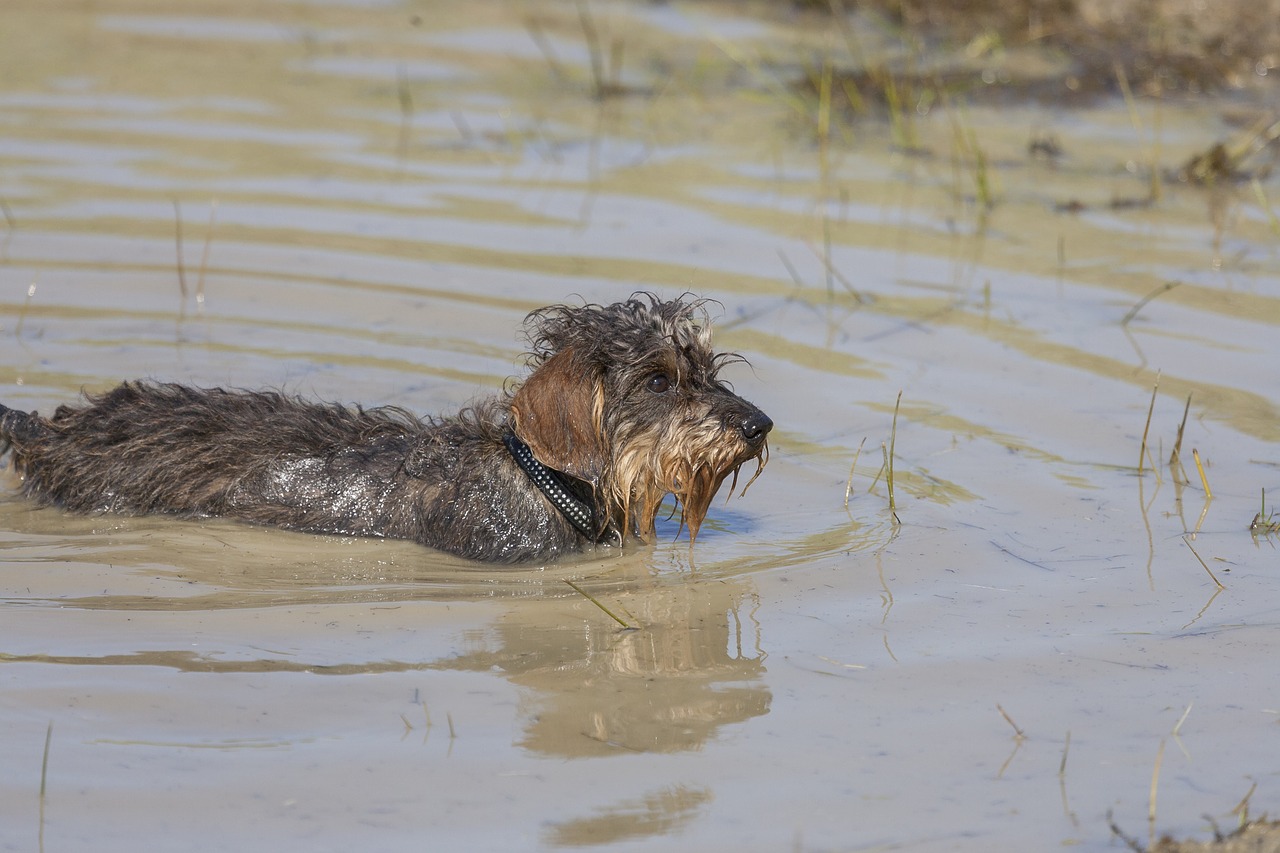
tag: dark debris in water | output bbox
[790,0,1280,100]
[1111,812,1280,853]
[1151,819,1280,853]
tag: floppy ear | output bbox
[509,349,606,484]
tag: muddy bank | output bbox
[793,0,1280,98]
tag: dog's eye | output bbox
[646,373,671,394]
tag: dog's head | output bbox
[509,293,771,543]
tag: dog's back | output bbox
[0,383,584,563]
[3,383,410,513]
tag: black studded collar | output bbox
[502,432,610,543]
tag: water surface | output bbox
[2,2,1278,850]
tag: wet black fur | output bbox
[0,295,771,564]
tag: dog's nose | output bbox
[738,411,773,444]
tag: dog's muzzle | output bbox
[738,411,773,445]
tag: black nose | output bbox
[738,411,773,444]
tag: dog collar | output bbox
[503,432,603,542]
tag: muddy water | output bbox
[2,2,1278,851]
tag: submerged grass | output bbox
[172,199,187,301]
[1250,489,1280,537]
[0,195,14,260]
[1191,449,1212,499]
[39,720,52,851]
[996,703,1025,739]
[575,0,618,101]
[1250,178,1280,238]
[1122,282,1181,327]
[1114,61,1162,205]
[1169,394,1192,481]
[843,436,867,509]
[395,64,413,164]
[1149,737,1166,836]
[886,391,902,524]
[947,101,995,215]
[195,200,217,314]
[1183,536,1225,589]
[565,579,634,630]
[1138,372,1160,475]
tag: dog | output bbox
[0,294,772,563]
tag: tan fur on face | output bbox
[606,401,768,543]
[513,293,771,548]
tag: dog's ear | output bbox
[509,349,606,484]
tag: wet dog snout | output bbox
[738,411,773,444]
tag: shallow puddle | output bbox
[2,2,1278,851]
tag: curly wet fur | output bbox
[0,294,772,563]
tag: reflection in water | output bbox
[2,564,765,851]
[545,784,713,848]
[0,649,437,675]
[440,578,769,757]
[0,499,627,605]
[2,544,770,756]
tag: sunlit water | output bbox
[2,2,1278,851]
